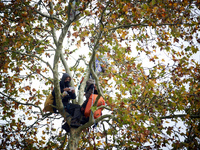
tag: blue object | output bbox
[95,59,102,72]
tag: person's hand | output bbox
[62,91,68,97]
[64,88,70,91]
[64,87,75,93]
[69,87,75,93]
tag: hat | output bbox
[85,79,95,92]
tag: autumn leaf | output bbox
[41,136,46,140]
[28,117,32,120]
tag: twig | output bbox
[0,91,44,116]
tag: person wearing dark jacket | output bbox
[52,73,81,129]
[52,73,76,108]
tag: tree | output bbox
[0,0,200,149]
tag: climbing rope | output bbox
[91,79,95,123]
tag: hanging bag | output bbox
[43,93,54,113]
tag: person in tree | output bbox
[52,73,82,129]
[80,79,99,124]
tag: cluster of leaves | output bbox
[92,0,200,149]
[0,0,56,149]
[0,0,200,149]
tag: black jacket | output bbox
[52,73,76,104]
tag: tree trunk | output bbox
[68,128,81,150]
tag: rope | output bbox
[91,80,99,132]
[91,79,95,124]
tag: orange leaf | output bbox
[24,86,31,91]
[50,10,53,15]
[41,136,46,140]
[28,117,32,120]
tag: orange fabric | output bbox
[84,94,105,119]
[43,93,54,113]
[94,109,102,119]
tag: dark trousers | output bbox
[53,97,82,121]
[64,102,82,121]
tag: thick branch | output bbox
[77,114,115,133]
[60,52,74,87]
[77,68,90,105]
[88,17,105,101]
[49,1,58,47]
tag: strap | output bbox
[91,80,95,124]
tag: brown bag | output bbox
[43,93,54,113]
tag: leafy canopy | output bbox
[0,0,200,149]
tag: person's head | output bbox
[65,76,71,83]
[85,79,98,94]
[61,73,71,87]
[86,79,95,91]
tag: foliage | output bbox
[0,0,200,149]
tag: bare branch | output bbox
[23,64,53,83]
[77,68,90,105]
[34,9,65,25]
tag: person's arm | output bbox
[81,99,88,113]
[60,82,64,93]
[68,91,76,99]
[63,87,76,99]
[81,99,88,108]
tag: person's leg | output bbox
[73,105,82,120]
[64,103,74,116]
[67,103,82,128]
[66,103,81,118]
[80,116,89,125]
[62,121,70,133]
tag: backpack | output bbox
[84,94,105,119]
[43,93,54,113]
